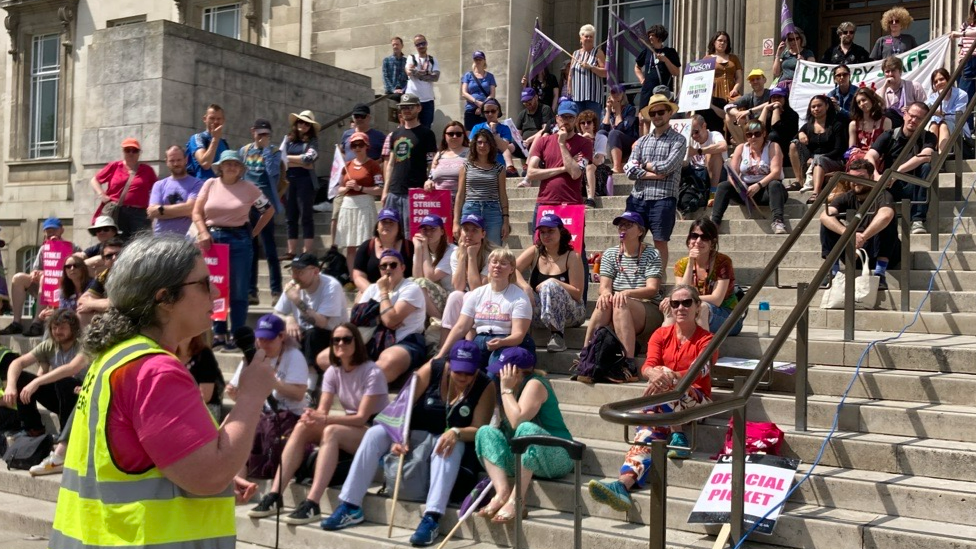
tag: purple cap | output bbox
[472,50,486,60]
[254,314,285,339]
[419,214,444,229]
[557,101,579,117]
[377,208,401,223]
[520,87,537,102]
[449,340,482,374]
[537,213,564,229]
[487,346,536,376]
[770,86,788,98]
[613,211,645,228]
[609,84,626,95]
[460,214,485,230]
[380,249,404,264]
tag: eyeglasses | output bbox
[180,276,212,293]
[669,298,695,309]
[745,131,763,138]
[688,232,706,240]
[840,30,855,36]
[64,264,81,270]
[446,131,464,137]
[333,335,355,345]
[350,142,367,149]
[123,148,139,154]
[95,227,115,233]
[483,109,499,115]
[415,41,427,47]
[787,36,799,41]
[379,262,399,270]
[835,72,851,77]
[103,252,120,260]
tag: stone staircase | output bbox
[3,166,976,548]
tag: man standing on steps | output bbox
[405,34,440,129]
[821,22,871,65]
[865,101,937,235]
[526,101,593,219]
[625,94,687,270]
[382,36,408,98]
[186,104,230,180]
[381,94,438,236]
[148,145,203,237]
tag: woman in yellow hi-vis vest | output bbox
[49,234,276,549]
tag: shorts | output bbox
[627,195,677,242]
[394,332,428,371]
[638,300,665,342]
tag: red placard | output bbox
[203,243,230,322]
[534,204,585,249]
[40,240,74,307]
[408,189,454,242]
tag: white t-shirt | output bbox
[432,243,458,292]
[360,279,427,342]
[688,131,728,168]
[449,247,490,290]
[230,345,309,415]
[405,54,440,102]
[461,284,533,335]
[275,273,349,331]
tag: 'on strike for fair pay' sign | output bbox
[203,243,230,322]
[40,240,74,307]
[409,189,454,243]
[535,204,585,248]
[688,453,800,535]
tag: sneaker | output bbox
[28,451,64,476]
[270,292,282,304]
[247,492,282,518]
[587,479,633,512]
[320,501,364,530]
[223,339,238,352]
[505,166,519,178]
[584,197,597,208]
[517,178,531,188]
[343,282,356,292]
[547,333,567,353]
[283,499,322,525]
[313,202,333,213]
[771,220,788,235]
[667,432,691,459]
[876,274,888,291]
[409,514,441,547]
[248,294,260,306]
[911,220,927,234]
[24,322,45,337]
[0,322,23,336]
[799,181,814,193]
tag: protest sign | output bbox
[678,57,717,113]
[409,189,453,242]
[503,118,530,158]
[688,453,800,534]
[40,240,74,307]
[203,243,230,322]
[535,204,585,248]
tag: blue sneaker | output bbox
[587,479,633,512]
[668,432,691,459]
[320,502,364,531]
[409,514,440,546]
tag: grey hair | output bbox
[579,24,596,37]
[837,21,856,34]
[84,234,202,356]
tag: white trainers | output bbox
[313,202,333,212]
[29,451,64,476]
[799,181,814,193]
[911,221,927,234]
[771,220,788,235]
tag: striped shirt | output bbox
[462,160,504,202]
[599,244,663,294]
[959,23,976,61]
[625,128,687,200]
[570,49,603,103]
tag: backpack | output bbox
[677,166,710,216]
[571,326,637,384]
[595,163,613,197]
[321,246,352,287]
[246,409,299,479]
[3,432,52,470]
[717,419,784,457]
[185,133,209,177]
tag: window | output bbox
[19,246,38,318]
[28,34,60,159]
[596,0,673,88]
[108,15,148,28]
[203,4,241,39]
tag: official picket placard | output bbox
[535,204,585,248]
[203,243,230,322]
[688,453,800,535]
[678,57,717,113]
[39,240,74,307]
[408,189,453,242]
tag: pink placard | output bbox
[409,189,454,243]
[534,204,585,249]
[203,243,230,322]
[40,240,74,307]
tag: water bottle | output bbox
[757,301,771,338]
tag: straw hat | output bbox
[289,110,321,132]
[640,94,678,120]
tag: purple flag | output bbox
[780,1,796,39]
[606,19,617,89]
[610,13,647,57]
[374,374,417,444]
[528,21,563,82]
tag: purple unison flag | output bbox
[374,374,417,444]
[606,19,617,89]
[780,1,796,39]
[528,21,563,82]
[610,13,647,57]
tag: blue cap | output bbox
[42,217,62,230]
[488,347,536,376]
[418,214,444,229]
[557,101,579,117]
[254,314,285,339]
[613,211,645,228]
[213,149,243,166]
[460,214,485,230]
[537,213,564,229]
[449,340,482,374]
[520,87,537,102]
[377,208,402,223]
[380,249,404,264]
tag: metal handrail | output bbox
[318,93,395,133]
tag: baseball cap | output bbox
[254,314,285,339]
[520,87,537,102]
[42,217,62,230]
[419,215,444,229]
[459,214,485,230]
[348,131,370,145]
[613,211,645,228]
[472,50,486,60]
[487,346,536,376]
[557,101,579,117]
[537,213,564,229]
[291,252,320,270]
[120,137,141,151]
[449,340,482,374]
[380,249,404,264]
[252,119,272,134]
[747,69,766,80]
[351,103,370,116]
[770,86,788,98]
[399,93,421,107]
[609,84,626,95]
[377,208,402,223]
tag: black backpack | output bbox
[571,326,637,384]
[320,246,351,287]
[677,169,710,216]
[3,433,52,470]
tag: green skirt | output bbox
[475,421,574,479]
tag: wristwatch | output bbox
[158,205,165,216]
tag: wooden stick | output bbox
[387,453,406,538]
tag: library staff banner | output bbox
[790,35,951,125]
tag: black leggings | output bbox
[4,372,79,432]
[285,169,315,240]
[710,179,787,225]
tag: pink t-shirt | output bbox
[106,353,218,473]
[198,177,269,227]
[95,161,158,209]
[322,361,390,415]
[534,133,593,205]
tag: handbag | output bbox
[99,169,137,222]
[717,419,784,456]
[382,430,439,502]
[820,248,880,310]
[350,299,396,360]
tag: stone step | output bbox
[806,365,976,406]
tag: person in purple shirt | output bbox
[148,145,204,236]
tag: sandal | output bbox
[806,193,818,204]
[475,495,506,519]
[491,499,528,524]
[281,252,296,261]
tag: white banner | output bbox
[790,35,951,125]
[327,145,344,200]
[678,57,717,113]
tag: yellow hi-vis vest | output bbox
[49,335,236,549]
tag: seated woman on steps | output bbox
[589,284,716,513]
[411,214,457,321]
[439,214,493,342]
[351,209,415,299]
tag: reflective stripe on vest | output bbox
[50,336,235,549]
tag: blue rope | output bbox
[731,175,976,548]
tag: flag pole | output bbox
[387,375,417,538]
[387,454,406,538]
[524,18,539,80]
[435,481,495,549]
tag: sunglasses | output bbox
[579,120,594,125]
[350,142,367,149]
[688,232,706,241]
[483,109,499,115]
[352,114,367,119]
[745,131,763,138]
[670,298,696,309]
[787,36,800,41]
[647,109,668,117]
[95,227,115,233]
[181,276,212,293]
[103,252,120,260]
[889,20,900,25]
[379,262,399,270]
[835,72,851,77]
[415,41,427,47]
[840,30,855,36]
[123,148,139,154]
[64,264,81,270]
[333,335,355,345]
[446,131,464,137]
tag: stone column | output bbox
[932,0,969,69]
